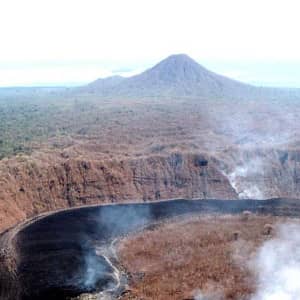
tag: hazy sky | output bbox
[0,0,300,87]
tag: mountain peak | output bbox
[162,53,196,62]
[141,53,211,85]
[83,54,255,99]
[154,53,202,70]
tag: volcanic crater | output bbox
[1,54,300,299]
[1,199,300,300]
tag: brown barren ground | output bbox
[118,214,292,300]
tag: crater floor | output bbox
[1,198,300,300]
[118,214,297,300]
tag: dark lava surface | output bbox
[1,198,300,300]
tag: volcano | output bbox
[82,54,300,100]
[85,54,254,99]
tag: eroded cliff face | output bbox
[217,147,300,200]
[2,145,300,233]
[0,152,237,232]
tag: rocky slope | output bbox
[0,152,237,232]
[2,145,300,233]
[218,147,300,200]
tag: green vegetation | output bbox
[0,88,162,159]
[0,89,74,158]
[0,101,55,158]
[1,81,300,161]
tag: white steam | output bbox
[228,158,264,199]
[79,205,151,293]
[251,223,300,300]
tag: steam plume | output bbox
[251,223,300,300]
